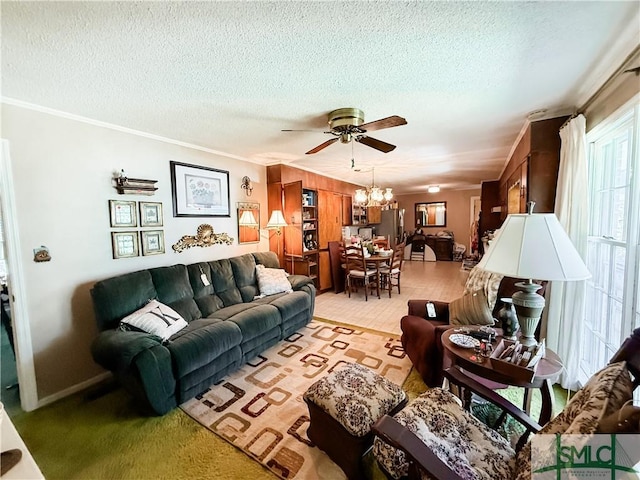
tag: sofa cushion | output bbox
[165,320,243,378]
[187,262,225,316]
[149,265,202,321]
[91,270,158,331]
[120,299,188,341]
[226,304,281,343]
[207,302,260,321]
[252,251,280,268]
[230,254,260,302]
[513,361,633,480]
[448,289,494,326]
[268,290,311,324]
[255,265,293,296]
[209,259,243,306]
[373,388,515,479]
[287,274,314,291]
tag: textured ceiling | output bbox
[2,1,638,193]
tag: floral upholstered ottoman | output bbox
[303,362,407,480]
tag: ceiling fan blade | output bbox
[306,137,339,154]
[356,135,396,153]
[359,115,407,132]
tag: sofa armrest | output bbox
[407,299,451,322]
[288,274,314,291]
[91,329,163,372]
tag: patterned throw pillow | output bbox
[119,299,188,341]
[304,362,406,438]
[464,266,504,312]
[373,388,515,479]
[448,289,495,326]
[255,264,292,296]
[512,361,633,480]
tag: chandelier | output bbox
[354,168,393,207]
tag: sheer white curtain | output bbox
[546,114,588,390]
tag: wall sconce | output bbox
[241,176,253,196]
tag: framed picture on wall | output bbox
[139,201,163,227]
[111,231,139,259]
[170,161,230,217]
[109,200,137,228]
[140,230,165,256]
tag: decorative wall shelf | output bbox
[114,171,158,195]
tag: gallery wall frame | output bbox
[139,201,163,227]
[111,231,140,259]
[170,161,230,217]
[140,230,165,256]
[109,200,138,228]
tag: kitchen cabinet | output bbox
[352,204,368,225]
[367,206,382,224]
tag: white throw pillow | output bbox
[120,299,188,341]
[255,264,292,296]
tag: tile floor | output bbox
[314,259,467,335]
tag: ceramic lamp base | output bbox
[512,281,545,347]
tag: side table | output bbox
[441,328,564,425]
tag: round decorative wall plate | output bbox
[449,334,480,349]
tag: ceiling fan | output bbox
[283,108,407,155]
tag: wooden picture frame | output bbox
[139,201,164,227]
[111,231,140,259]
[170,161,230,217]
[109,200,137,228]
[140,230,165,256]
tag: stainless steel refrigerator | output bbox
[376,209,404,246]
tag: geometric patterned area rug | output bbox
[180,318,412,480]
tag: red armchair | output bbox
[400,275,547,387]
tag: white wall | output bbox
[1,103,268,402]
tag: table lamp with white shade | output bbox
[477,202,591,347]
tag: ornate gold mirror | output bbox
[415,201,447,227]
[237,202,260,244]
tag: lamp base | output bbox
[512,281,545,347]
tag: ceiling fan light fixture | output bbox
[427,185,440,193]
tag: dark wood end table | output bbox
[441,327,564,425]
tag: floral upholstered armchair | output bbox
[371,327,640,480]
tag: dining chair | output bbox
[379,242,405,297]
[345,244,380,301]
[372,238,389,249]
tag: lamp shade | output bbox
[238,210,258,227]
[477,213,590,281]
[266,210,288,229]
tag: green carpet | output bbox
[9,339,566,480]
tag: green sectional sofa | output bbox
[90,251,315,415]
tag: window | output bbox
[582,99,640,385]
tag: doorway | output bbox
[0,139,38,413]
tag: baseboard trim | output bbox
[36,372,112,410]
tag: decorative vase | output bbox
[497,297,519,339]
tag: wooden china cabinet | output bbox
[267,164,361,292]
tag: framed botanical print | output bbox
[140,230,165,256]
[109,200,137,228]
[139,201,163,227]
[170,161,230,217]
[111,231,139,259]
